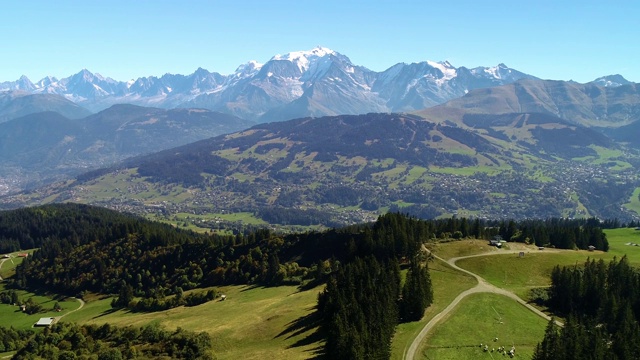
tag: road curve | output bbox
[404,247,561,360]
[54,297,86,323]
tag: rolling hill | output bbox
[0,91,92,123]
[6,111,638,226]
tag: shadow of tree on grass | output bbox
[275,305,326,358]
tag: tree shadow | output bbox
[239,284,261,292]
[92,307,120,319]
[274,305,326,357]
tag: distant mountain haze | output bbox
[0,105,254,193]
[0,91,92,123]
[421,79,640,128]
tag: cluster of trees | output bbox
[112,284,217,313]
[547,257,640,319]
[402,217,609,251]
[0,289,19,305]
[318,213,434,359]
[257,207,338,227]
[0,326,32,353]
[133,143,232,186]
[319,256,401,359]
[8,205,319,299]
[400,259,433,322]
[0,203,209,254]
[0,290,45,314]
[533,257,640,359]
[11,322,213,360]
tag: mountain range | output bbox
[0,105,252,194]
[1,46,543,122]
[1,47,639,225]
[422,78,640,128]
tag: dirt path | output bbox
[0,256,12,280]
[54,297,85,323]
[0,258,6,281]
[404,247,561,360]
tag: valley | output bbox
[5,112,638,229]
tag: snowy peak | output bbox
[234,60,263,77]
[591,74,631,87]
[271,46,338,72]
[426,60,457,83]
[3,47,631,122]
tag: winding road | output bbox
[404,246,563,360]
[0,255,13,280]
[54,297,86,323]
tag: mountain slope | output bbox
[0,105,254,193]
[426,79,640,127]
[8,112,638,225]
[0,91,92,123]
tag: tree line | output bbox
[533,256,640,359]
[11,322,213,360]
[318,213,434,359]
[4,205,612,304]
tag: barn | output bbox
[34,317,55,327]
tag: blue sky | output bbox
[2,0,638,83]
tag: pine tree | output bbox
[400,260,433,322]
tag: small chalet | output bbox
[588,245,596,251]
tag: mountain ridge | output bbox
[0,105,254,194]
[1,47,543,121]
[7,111,638,226]
[0,91,92,123]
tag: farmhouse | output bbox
[17,253,28,258]
[34,317,55,327]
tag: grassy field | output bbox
[417,293,548,360]
[391,259,477,360]
[426,239,497,260]
[0,284,82,330]
[1,254,316,359]
[454,228,640,299]
[63,285,324,360]
[624,187,640,215]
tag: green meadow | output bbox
[391,259,476,360]
[418,293,547,360]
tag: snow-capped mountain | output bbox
[0,47,548,121]
[590,74,631,87]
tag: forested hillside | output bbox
[3,205,610,302]
[534,257,640,359]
